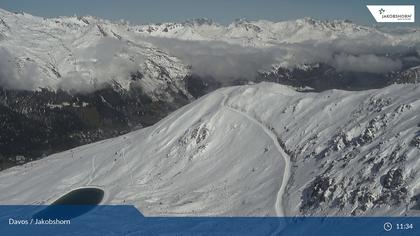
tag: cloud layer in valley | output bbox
[145,36,416,83]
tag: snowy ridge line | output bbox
[220,91,291,216]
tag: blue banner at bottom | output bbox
[0,205,418,236]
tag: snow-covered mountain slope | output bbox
[0,8,190,99]
[0,82,419,216]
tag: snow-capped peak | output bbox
[182,18,215,26]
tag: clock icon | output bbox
[384,222,393,232]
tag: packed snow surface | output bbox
[0,83,419,216]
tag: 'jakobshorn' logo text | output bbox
[367,5,415,23]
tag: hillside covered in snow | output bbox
[1,82,419,216]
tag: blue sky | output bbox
[0,0,418,26]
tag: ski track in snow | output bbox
[220,91,291,217]
[89,156,96,184]
[121,147,135,185]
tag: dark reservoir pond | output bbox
[33,188,104,220]
[51,188,104,205]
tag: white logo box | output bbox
[367,5,415,23]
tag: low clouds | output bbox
[0,38,145,92]
[0,48,42,90]
[58,37,144,92]
[145,35,412,84]
[146,38,283,82]
[331,54,402,74]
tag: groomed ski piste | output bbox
[221,91,291,216]
[1,82,420,217]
